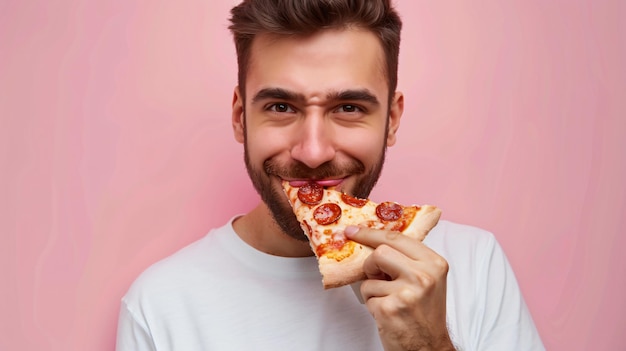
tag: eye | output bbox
[336,104,363,113]
[267,103,295,113]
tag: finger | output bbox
[362,244,413,281]
[345,225,434,260]
[344,225,401,248]
[361,280,430,320]
[360,278,397,301]
[363,243,450,288]
[361,271,443,310]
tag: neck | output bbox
[232,203,314,257]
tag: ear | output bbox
[386,91,404,147]
[232,86,245,144]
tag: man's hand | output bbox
[344,226,456,351]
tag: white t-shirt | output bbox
[116,219,545,350]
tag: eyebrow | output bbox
[251,88,305,104]
[251,87,380,106]
[328,89,380,106]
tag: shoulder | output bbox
[429,222,545,349]
[425,220,497,254]
[122,223,232,308]
[424,220,507,284]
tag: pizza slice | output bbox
[282,180,442,289]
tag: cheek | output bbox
[245,126,292,162]
[335,126,386,161]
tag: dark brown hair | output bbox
[228,0,402,101]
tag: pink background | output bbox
[2,0,625,350]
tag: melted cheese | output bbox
[284,183,407,248]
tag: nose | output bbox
[290,115,336,169]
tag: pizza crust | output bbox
[318,243,373,289]
[401,205,442,241]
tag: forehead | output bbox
[245,28,388,99]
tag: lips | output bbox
[287,178,344,187]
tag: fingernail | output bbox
[344,225,359,238]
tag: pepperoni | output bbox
[313,203,342,225]
[376,202,403,222]
[341,193,368,208]
[297,182,324,205]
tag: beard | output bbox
[243,139,387,242]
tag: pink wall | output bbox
[1,0,624,349]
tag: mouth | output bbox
[283,178,345,188]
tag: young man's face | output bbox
[232,27,403,241]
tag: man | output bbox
[116,0,544,350]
